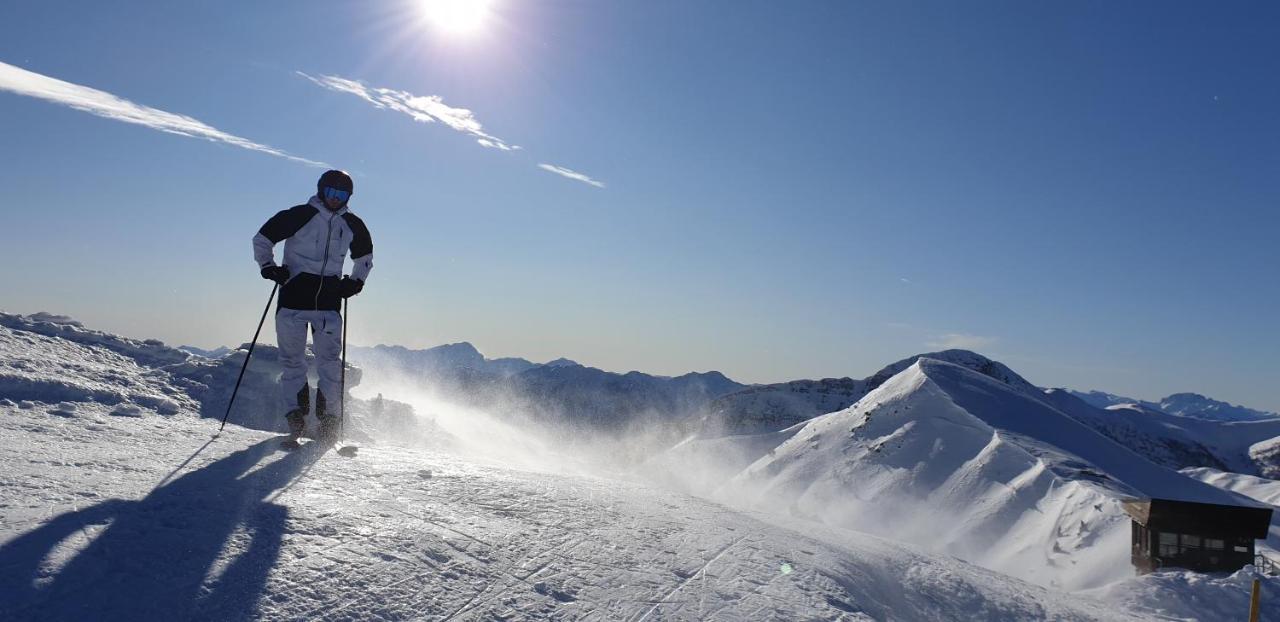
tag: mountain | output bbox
[350,342,745,433]
[1069,389,1143,410]
[701,349,1038,437]
[1068,389,1278,422]
[707,358,1261,591]
[1160,392,1279,422]
[1039,391,1231,471]
[1048,392,1280,476]
[350,342,497,376]
[696,348,1278,476]
[9,310,1227,620]
[510,364,744,430]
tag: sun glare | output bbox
[420,0,493,35]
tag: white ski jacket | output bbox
[253,196,373,311]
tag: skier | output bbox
[252,170,373,443]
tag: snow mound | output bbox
[1,312,191,368]
[0,317,199,416]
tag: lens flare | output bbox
[420,0,493,34]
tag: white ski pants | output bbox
[275,308,342,417]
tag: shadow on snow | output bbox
[0,438,324,621]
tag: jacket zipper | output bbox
[314,214,335,310]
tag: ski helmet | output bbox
[317,169,354,196]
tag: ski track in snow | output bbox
[1,316,1276,621]
[1,404,1146,622]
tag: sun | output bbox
[420,0,493,35]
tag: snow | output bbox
[659,359,1269,599]
[0,400,1135,620]
[3,313,1279,620]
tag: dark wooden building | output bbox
[1124,497,1273,573]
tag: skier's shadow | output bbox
[0,438,323,621]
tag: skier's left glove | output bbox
[339,277,364,298]
[261,265,291,284]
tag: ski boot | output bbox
[315,390,339,444]
[281,386,310,450]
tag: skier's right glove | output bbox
[338,277,364,298]
[261,265,291,284]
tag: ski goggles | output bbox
[322,186,351,202]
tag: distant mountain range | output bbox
[1068,389,1278,422]
[347,343,744,433]
[343,341,1279,474]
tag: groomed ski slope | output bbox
[1,404,1135,621]
[4,314,1280,620]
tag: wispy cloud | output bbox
[297,72,519,151]
[0,61,327,167]
[537,163,606,188]
[298,71,606,189]
[927,333,999,351]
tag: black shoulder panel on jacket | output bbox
[258,204,318,243]
[342,212,374,259]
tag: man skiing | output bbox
[253,170,373,443]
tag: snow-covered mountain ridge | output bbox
[652,356,1275,598]
[697,348,1279,477]
[5,311,1226,621]
[699,349,1038,438]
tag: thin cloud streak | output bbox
[298,72,520,151]
[299,71,606,189]
[538,163,605,188]
[0,61,327,167]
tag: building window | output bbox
[1154,532,1232,558]
[1159,531,1179,557]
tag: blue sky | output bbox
[1,1,1277,411]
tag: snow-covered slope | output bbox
[1,315,1159,622]
[1040,390,1229,471]
[1183,467,1280,507]
[1041,389,1280,476]
[700,377,869,436]
[4,405,1158,621]
[714,359,1260,592]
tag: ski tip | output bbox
[280,439,303,451]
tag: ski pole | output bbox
[218,283,278,434]
[339,295,348,442]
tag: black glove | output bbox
[339,277,364,298]
[260,265,290,284]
